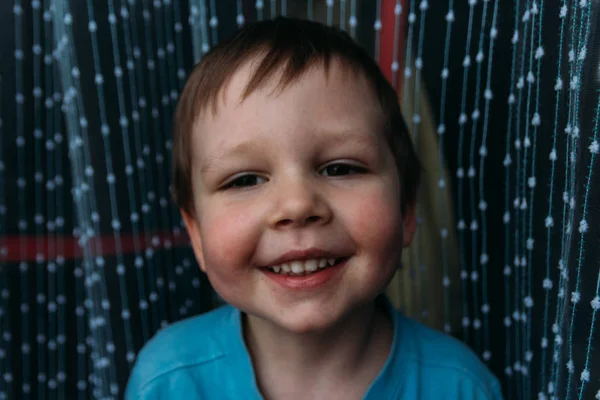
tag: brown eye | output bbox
[321,163,366,177]
[223,174,266,189]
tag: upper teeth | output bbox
[270,258,337,274]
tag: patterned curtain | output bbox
[1,0,598,399]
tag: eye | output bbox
[222,174,267,190]
[320,163,367,177]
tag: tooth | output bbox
[272,266,281,273]
[281,264,290,273]
[327,258,336,266]
[290,261,304,274]
[305,260,318,272]
[318,259,328,268]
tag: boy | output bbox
[126,17,503,399]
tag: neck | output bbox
[243,299,393,398]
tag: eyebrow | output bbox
[199,127,382,174]
[318,128,382,148]
[200,140,264,174]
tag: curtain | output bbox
[1,0,599,399]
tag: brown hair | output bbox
[172,17,421,216]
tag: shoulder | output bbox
[126,305,238,394]
[397,314,503,398]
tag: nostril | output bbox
[276,215,321,228]
[305,215,321,224]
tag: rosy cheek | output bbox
[200,203,262,271]
[342,189,402,294]
[347,186,402,241]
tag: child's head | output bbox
[173,17,421,333]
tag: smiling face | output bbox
[182,58,416,334]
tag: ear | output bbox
[181,209,207,272]
[401,202,417,248]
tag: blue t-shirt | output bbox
[126,298,503,399]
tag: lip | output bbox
[261,257,349,290]
[264,248,342,268]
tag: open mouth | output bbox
[263,257,347,276]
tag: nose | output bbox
[269,175,332,229]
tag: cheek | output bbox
[199,202,262,273]
[343,183,403,258]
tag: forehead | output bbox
[208,55,377,112]
[191,56,385,155]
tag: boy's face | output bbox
[183,59,416,334]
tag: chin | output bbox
[257,299,366,335]
[284,313,341,334]
[234,299,341,335]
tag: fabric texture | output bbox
[126,297,503,399]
